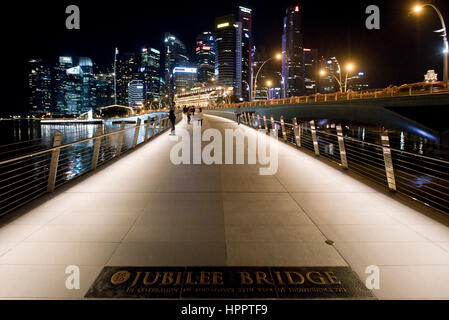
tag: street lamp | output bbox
[266,80,273,100]
[412,3,448,87]
[319,61,355,93]
[252,53,282,101]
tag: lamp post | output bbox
[319,61,355,93]
[252,53,282,101]
[413,4,448,88]
[277,72,286,98]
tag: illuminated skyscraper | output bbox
[238,6,253,101]
[319,56,340,93]
[281,5,304,97]
[27,58,52,115]
[128,80,145,108]
[303,48,318,95]
[215,14,242,99]
[116,52,137,106]
[164,33,190,100]
[140,47,162,102]
[172,67,197,94]
[196,32,216,84]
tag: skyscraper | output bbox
[282,5,304,97]
[95,71,114,107]
[238,6,253,101]
[128,80,145,108]
[140,47,162,102]
[319,56,340,93]
[164,33,189,100]
[303,48,318,95]
[116,52,137,106]
[27,58,52,115]
[172,67,198,94]
[196,32,216,84]
[215,14,242,99]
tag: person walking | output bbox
[235,106,242,125]
[183,106,188,122]
[187,108,191,125]
[191,106,196,117]
[169,107,176,135]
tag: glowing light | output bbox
[413,5,423,13]
[275,53,282,60]
[217,22,230,29]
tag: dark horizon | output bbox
[2,0,449,115]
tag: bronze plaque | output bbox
[85,266,374,299]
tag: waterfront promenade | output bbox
[0,114,448,299]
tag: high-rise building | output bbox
[27,58,52,115]
[172,67,197,94]
[164,33,190,100]
[347,72,369,92]
[196,32,216,84]
[95,71,114,107]
[128,80,145,108]
[282,5,304,97]
[319,56,340,93]
[238,6,253,101]
[303,48,318,95]
[116,52,137,106]
[140,47,162,102]
[215,14,242,99]
[53,56,96,115]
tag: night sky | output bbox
[2,0,448,115]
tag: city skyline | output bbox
[4,0,449,115]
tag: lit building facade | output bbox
[174,85,227,108]
[116,52,137,106]
[303,48,318,95]
[196,32,216,84]
[238,6,253,101]
[140,47,162,102]
[164,33,190,101]
[27,58,52,115]
[319,56,340,93]
[215,14,242,99]
[128,80,145,108]
[95,71,114,107]
[172,67,197,94]
[347,72,369,92]
[282,5,304,97]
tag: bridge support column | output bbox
[381,131,397,192]
[263,115,268,134]
[336,124,348,169]
[91,125,103,171]
[292,117,301,148]
[47,130,62,193]
[116,122,125,157]
[310,120,320,156]
[132,118,142,149]
[280,116,287,142]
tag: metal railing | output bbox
[0,113,181,216]
[208,81,449,109]
[206,110,449,215]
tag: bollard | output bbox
[263,115,268,134]
[116,121,125,157]
[144,116,151,141]
[292,117,301,148]
[336,124,348,169]
[381,131,397,192]
[132,118,142,149]
[257,114,262,129]
[280,116,287,142]
[310,120,320,156]
[91,124,103,171]
[47,130,62,193]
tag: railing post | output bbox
[157,115,162,133]
[91,124,103,171]
[310,120,320,156]
[409,86,412,96]
[47,130,62,193]
[151,117,157,138]
[315,95,318,102]
[270,115,275,131]
[335,93,338,101]
[252,113,256,128]
[132,118,142,149]
[280,116,287,142]
[257,114,262,129]
[381,131,397,192]
[292,117,301,148]
[336,124,348,169]
[116,121,125,157]
[324,94,327,102]
[242,112,247,124]
[263,115,268,134]
[144,116,151,141]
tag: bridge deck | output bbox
[0,115,449,299]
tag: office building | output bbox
[347,72,369,92]
[116,52,137,106]
[173,67,197,94]
[95,71,114,107]
[238,6,253,101]
[215,14,242,99]
[27,58,52,115]
[196,32,216,84]
[319,56,340,93]
[303,48,318,95]
[140,47,162,102]
[128,80,145,108]
[174,85,228,108]
[281,5,304,97]
[164,33,190,100]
